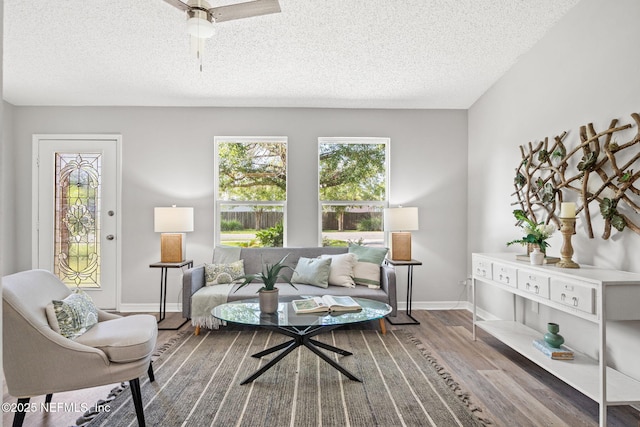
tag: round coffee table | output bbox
[212,296,391,385]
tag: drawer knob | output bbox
[534,285,539,294]
[572,296,579,306]
[561,293,567,302]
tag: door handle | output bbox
[106,235,115,241]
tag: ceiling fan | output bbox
[164,0,281,35]
[164,0,281,69]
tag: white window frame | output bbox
[317,137,390,246]
[214,136,288,246]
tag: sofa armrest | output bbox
[182,264,206,319]
[380,264,397,316]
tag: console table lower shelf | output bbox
[476,320,640,405]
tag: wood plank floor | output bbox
[4,310,639,426]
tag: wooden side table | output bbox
[149,260,193,330]
[384,258,422,325]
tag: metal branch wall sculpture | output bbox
[512,112,640,239]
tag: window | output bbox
[215,137,287,247]
[318,137,389,247]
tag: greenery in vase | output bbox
[506,209,556,254]
[234,254,297,292]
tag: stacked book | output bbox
[533,339,574,360]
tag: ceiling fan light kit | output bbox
[187,12,214,39]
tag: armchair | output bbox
[2,269,158,427]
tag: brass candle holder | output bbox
[556,217,580,268]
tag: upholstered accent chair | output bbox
[2,269,158,427]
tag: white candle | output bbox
[560,202,576,218]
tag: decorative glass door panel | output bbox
[35,136,120,309]
[54,153,101,287]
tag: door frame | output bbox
[32,134,123,310]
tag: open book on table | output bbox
[292,296,362,314]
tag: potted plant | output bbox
[234,254,297,313]
[506,209,556,256]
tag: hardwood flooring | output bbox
[3,310,639,426]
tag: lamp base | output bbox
[389,232,412,261]
[160,233,186,263]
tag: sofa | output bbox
[182,246,397,334]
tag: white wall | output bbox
[8,106,468,310]
[1,102,14,276]
[469,0,640,379]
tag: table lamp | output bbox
[384,207,419,261]
[154,206,194,263]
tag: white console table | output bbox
[472,253,640,427]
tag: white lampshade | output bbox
[187,16,215,39]
[154,207,194,233]
[384,207,419,231]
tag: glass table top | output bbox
[212,296,392,328]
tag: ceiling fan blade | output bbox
[210,0,280,23]
[163,0,191,12]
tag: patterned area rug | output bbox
[87,329,492,426]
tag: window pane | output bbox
[319,143,386,201]
[218,141,286,202]
[321,205,384,247]
[54,153,101,288]
[219,204,284,247]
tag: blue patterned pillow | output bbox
[51,290,99,340]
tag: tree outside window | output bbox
[319,138,389,247]
[215,137,287,247]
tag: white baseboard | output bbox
[119,303,182,313]
[401,300,471,311]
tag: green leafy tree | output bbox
[218,142,286,230]
[319,143,386,230]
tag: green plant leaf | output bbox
[619,170,632,183]
[599,198,615,219]
[577,152,597,171]
[541,183,555,203]
[514,173,525,188]
[538,150,549,162]
[611,214,626,231]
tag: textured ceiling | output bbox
[3,0,580,109]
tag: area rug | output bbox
[87,329,492,426]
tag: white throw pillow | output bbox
[319,253,357,288]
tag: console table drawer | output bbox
[493,263,517,288]
[473,258,492,279]
[550,279,595,314]
[517,271,550,298]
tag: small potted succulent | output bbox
[234,254,297,313]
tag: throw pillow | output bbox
[48,290,99,340]
[291,257,332,288]
[319,253,357,288]
[348,244,389,288]
[212,245,242,264]
[205,260,245,285]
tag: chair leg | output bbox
[148,361,155,383]
[379,318,387,335]
[12,397,30,427]
[194,325,200,335]
[45,393,53,404]
[129,378,146,427]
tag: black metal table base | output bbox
[385,262,421,325]
[240,324,361,385]
[386,311,420,325]
[158,317,190,331]
[151,261,193,331]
